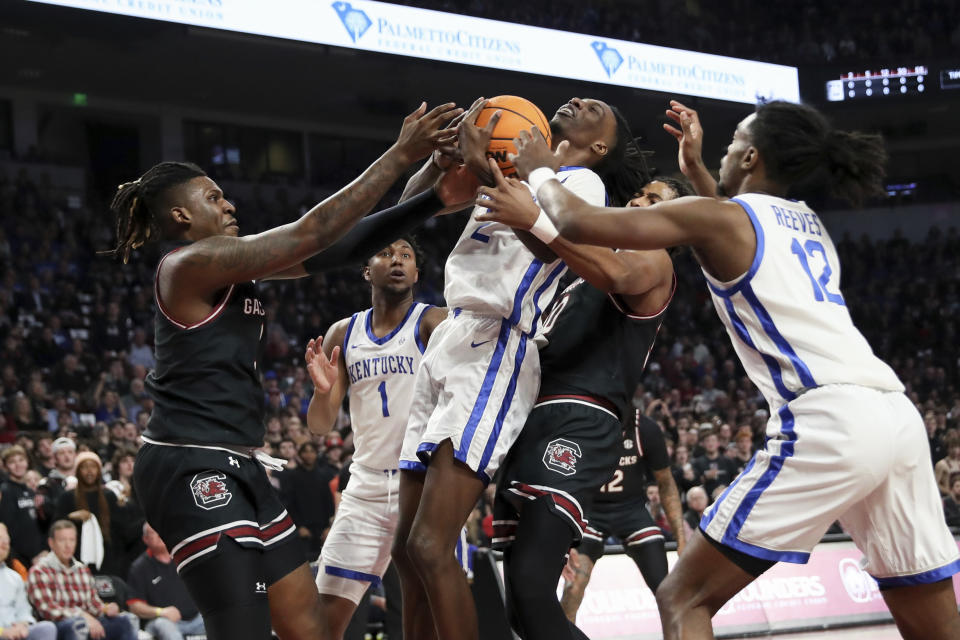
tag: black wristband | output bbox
[302,188,444,274]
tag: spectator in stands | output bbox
[935,431,960,496]
[55,452,141,577]
[92,304,130,360]
[691,429,737,500]
[126,524,204,640]
[277,439,298,469]
[730,427,754,475]
[49,355,89,400]
[119,381,148,425]
[926,411,946,464]
[8,394,45,433]
[27,520,136,640]
[125,329,154,371]
[264,416,283,448]
[645,483,675,542]
[108,450,136,506]
[944,473,960,529]
[279,441,336,561]
[38,437,76,523]
[44,394,78,433]
[31,436,55,477]
[671,444,696,499]
[0,446,45,565]
[0,523,57,640]
[106,422,127,460]
[683,487,708,540]
[88,424,112,465]
[93,390,125,425]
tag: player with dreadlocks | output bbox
[390,97,654,640]
[111,102,476,640]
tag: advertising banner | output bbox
[577,540,960,638]
[501,540,960,638]
[28,0,799,104]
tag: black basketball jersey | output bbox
[144,244,268,447]
[537,275,673,421]
[595,413,671,505]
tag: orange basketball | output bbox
[474,95,552,178]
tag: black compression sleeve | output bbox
[302,188,445,273]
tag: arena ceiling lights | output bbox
[27,0,800,105]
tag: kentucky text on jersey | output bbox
[771,205,823,236]
[347,354,417,384]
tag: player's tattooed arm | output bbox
[653,467,686,555]
[171,102,462,294]
[475,160,675,299]
[305,320,350,437]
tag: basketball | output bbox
[474,95,552,178]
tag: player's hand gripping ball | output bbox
[475,95,552,178]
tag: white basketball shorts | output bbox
[399,310,540,483]
[316,463,399,604]
[702,384,960,586]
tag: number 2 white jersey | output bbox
[704,193,902,409]
[342,302,432,470]
[443,167,607,334]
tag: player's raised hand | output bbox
[663,100,705,176]
[457,97,502,186]
[393,102,464,166]
[475,158,541,229]
[304,336,340,395]
[510,126,565,182]
[430,96,488,168]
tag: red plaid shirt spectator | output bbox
[27,545,104,621]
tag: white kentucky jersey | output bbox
[444,166,607,335]
[343,302,432,470]
[704,193,903,409]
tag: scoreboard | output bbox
[826,66,928,101]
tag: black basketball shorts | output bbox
[578,498,664,562]
[493,397,621,549]
[134,442,303,584]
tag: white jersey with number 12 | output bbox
[704,193,902,410]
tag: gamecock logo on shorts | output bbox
[542,439,582,476]
[190,471,233,510]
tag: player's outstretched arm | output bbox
[486,128,726,252]
[663,100,718,198]
[476,159,671,300]
[270,165,478,278]
[305,322,350,437]
[168,102,462,292]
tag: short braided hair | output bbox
[107,161,206,263]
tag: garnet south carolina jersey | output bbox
[704,193,903,409]
[145,245,268,447]
[342,303,432,470]
[594,413,671,505]
[444,167,606,334]
[537,274,674,421]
